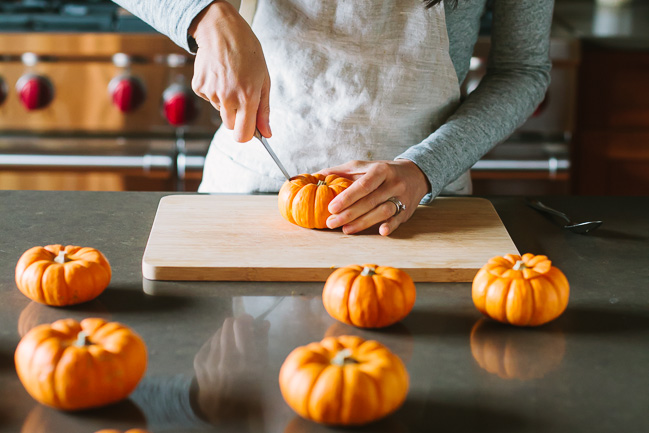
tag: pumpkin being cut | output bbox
[279,335,408,426]
[278,173,352,229]
[15,318,147,411]
[15,244,111,306]
[472,253,569,326]
[323,264,416,328]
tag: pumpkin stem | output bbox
[316,180,326,186]
[74,331,90,347]
[331,348,358,366]
[54,250,69,264]
[512,260,528,271]
[360,266,376,277]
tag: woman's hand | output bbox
[193,314,269,424]
[189,1,271,142]
[320,159,430,236]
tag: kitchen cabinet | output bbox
[573,42,649,195]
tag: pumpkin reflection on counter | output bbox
[17,300,111,338]
[20,400,146,433]
[95,429,150,433]
[324,321,414,364]
[470,318,566,380]
[283,414,408,433]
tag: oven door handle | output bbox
[472,157,570,175]
[0,154,173,173]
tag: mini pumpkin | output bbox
[278,173,353,229]
[15,318,147,410]
[15,244,111,306]
[324,322,414,364]
[472,253,569,326]
[470,318,566,380]
[279,335,409,426]
[323,264,416,328]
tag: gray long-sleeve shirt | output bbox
[113,0,553,201]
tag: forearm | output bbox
[111,0,241,52]
[398,0,553,203]
[399,63,550,202]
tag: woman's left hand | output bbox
[319,159,430,236]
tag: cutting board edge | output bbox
[142,261,480,282]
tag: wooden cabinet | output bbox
[573,42,649,195]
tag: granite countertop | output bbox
[554,0,649,49]
[1,191,648,433]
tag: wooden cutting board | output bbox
[142,195,518,282]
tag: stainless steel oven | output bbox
[0,1,218,191]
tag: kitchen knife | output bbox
[254,128,292,181]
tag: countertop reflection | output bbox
[1,191,648,432]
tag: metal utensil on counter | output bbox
[527,198,602,234]
[254,128,292,181]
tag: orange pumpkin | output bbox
[324,322,414,364]
[279,335,409,426]
[15,318,147,410]
[470,318,566,380]
[323,264,416,328]
[15,244,111,306]
[278,173,353,229]
[472,253,569,326]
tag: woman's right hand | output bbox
[189,1,271,142]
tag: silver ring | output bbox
[386,197,406,217]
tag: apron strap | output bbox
[239,0,258,25]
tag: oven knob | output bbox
[17,74,54,110]
[162,85,198,126]
[109,76,146,112]
[0,77,7,105]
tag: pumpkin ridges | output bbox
[308,364,344,424]
[314,183,335,228]
[323,267,358,325]
[484,278,510,323]
[348,276,379,327]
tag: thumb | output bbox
[256,76,272,137]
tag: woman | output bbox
[114,0,553,236]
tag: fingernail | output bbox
[327,216,338,228]
[329,202,340,214]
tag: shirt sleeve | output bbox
[396,0,554,204]
[111,0,242,53]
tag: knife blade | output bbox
[254,128,292,181]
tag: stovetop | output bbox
[0,0,154,32]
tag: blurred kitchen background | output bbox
[0,0,647,195]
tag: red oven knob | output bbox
[109,76,146,112]
[17,74,54,110]
[162,85,198,126]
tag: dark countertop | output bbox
[554,0,649,49]
[1,191,648,433]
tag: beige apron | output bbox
[198,0,470,196]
